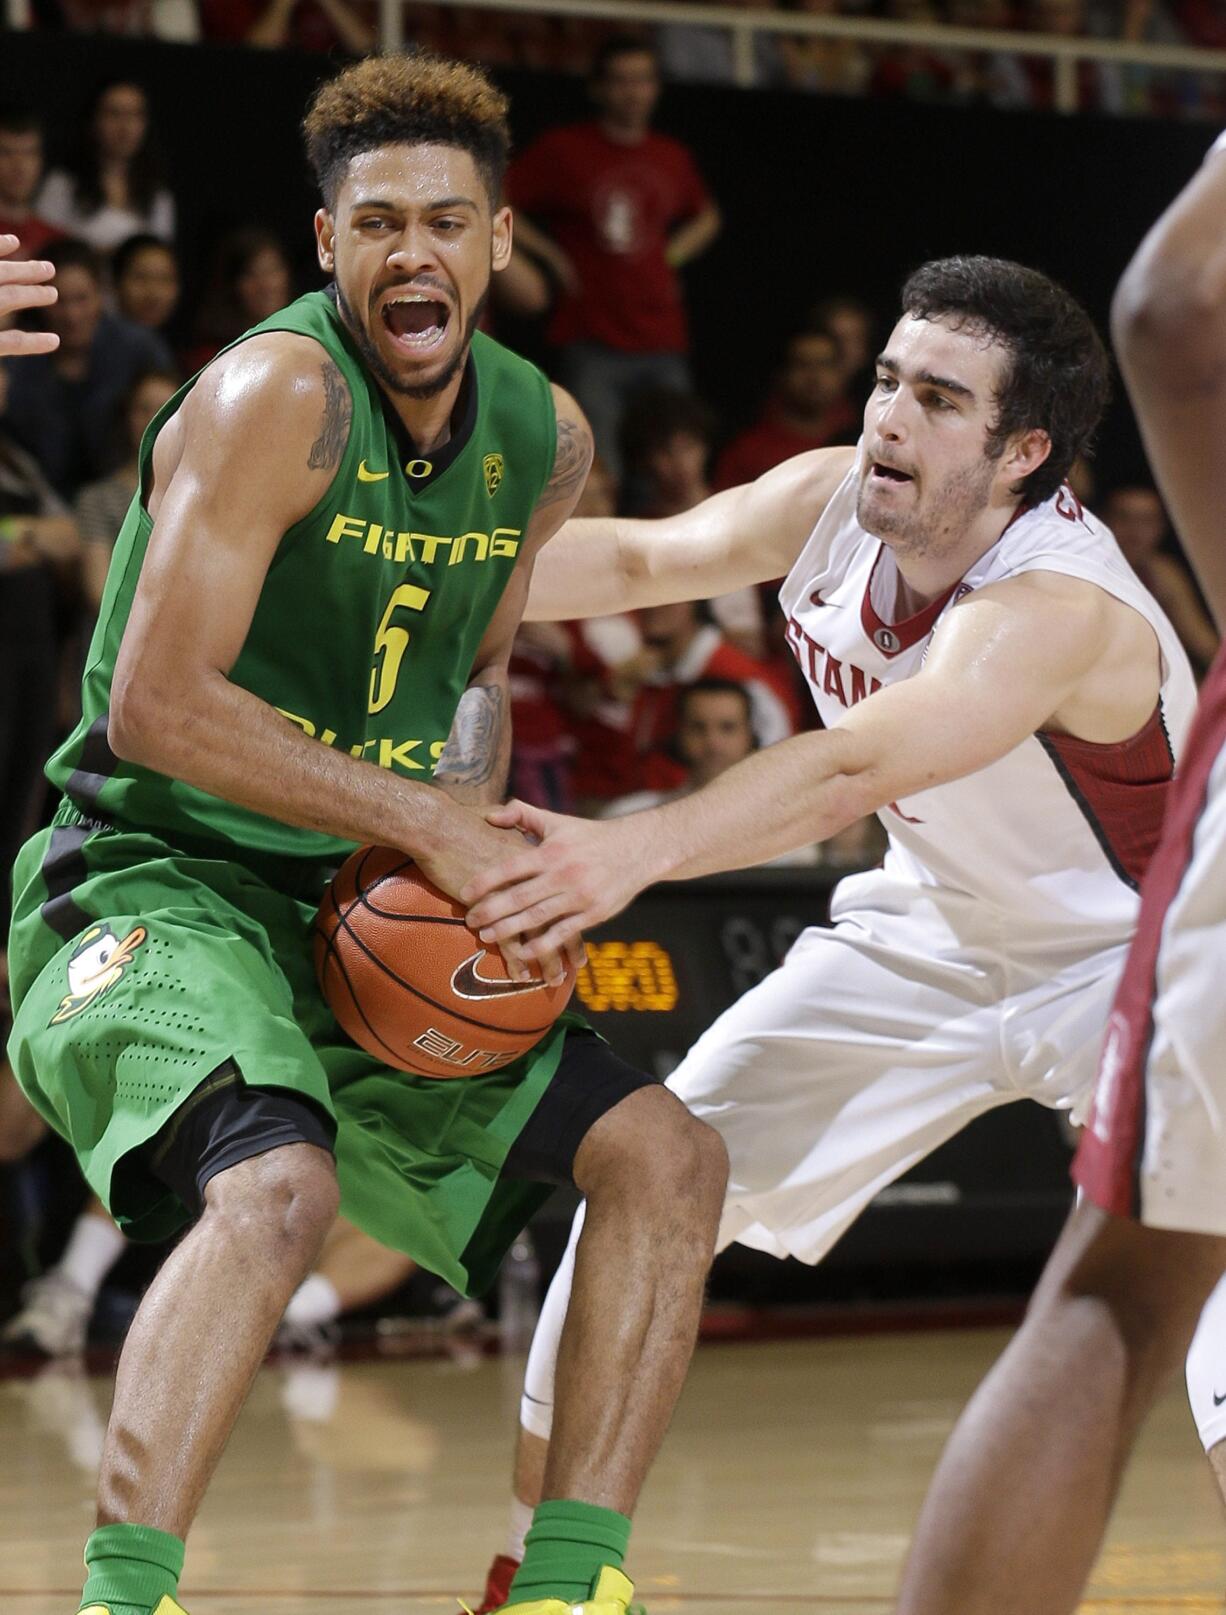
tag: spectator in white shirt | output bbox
[37,80,175,257]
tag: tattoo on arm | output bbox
[536,412,593,511]
[307,360,352,471]
[434,685,510,804]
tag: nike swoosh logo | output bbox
[451,950,546,1000]
[1214,1390,1226,1406]
[357,460,390,482]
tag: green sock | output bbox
[507,1499,631,1605]
[80,1524,185,1615]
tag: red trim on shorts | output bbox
[1074,652,1226,1218]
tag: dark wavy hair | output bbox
[65,79,168,222]
[303,52,510,211]
[900,256,1110,506]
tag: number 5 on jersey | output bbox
[369,584,431,714]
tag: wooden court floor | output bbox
[3,1330,1223,1614]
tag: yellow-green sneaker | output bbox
[475,1565,645,1615]
[80,1599,190,1615]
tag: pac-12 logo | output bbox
[49,923,148,1025]
[483,453,504,497]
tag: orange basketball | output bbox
[313,845,576,1079]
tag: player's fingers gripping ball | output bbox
[314,845,577,1078]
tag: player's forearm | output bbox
[432,674,511,807]
[525,517,633,621]
[109,671,459,858]
[636,729,869,883]
[526,493,759,623]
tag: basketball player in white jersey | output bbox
[460,254,1203,1612]
[891,138,1226,1615]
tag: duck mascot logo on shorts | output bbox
[49,923,148,1025]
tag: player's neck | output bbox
[891,500,1023,604]
[383,367,467,457]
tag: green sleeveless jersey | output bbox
[47,291,557,866]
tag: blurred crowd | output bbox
[9,0,1226,122]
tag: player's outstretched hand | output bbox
[463,800,642,965]
[0,239,58,354]
[415,807,577,987]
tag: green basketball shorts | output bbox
[6,803,644,1296]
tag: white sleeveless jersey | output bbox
[779,444,1198,957]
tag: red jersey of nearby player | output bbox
[507,122,711,353]
[714,401,860,491]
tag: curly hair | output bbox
[900,256,1111,507]
[303,52,511,212]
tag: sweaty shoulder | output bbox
[746,444,856,522]
[727,444,857,578]
[149,332,354,523]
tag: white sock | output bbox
[56,1212,126,1301]
[284,1273,342,1328]
[504,1496,534,1562]
[1187,1271,1226,1453]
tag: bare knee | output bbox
[576,1086,728,1228]
[203,1143,339,1273]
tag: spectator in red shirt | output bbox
[629,599,797,793]
[0,109,62,263]
[199,0,373,54]
[507,36,721,484]
[714,327,858,491]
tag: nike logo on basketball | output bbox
[451,950,545,999]
[357,460,390,482]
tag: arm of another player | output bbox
[0,238,58,355]
[108,337,507,878]
[524,444,855,623]
[464,573,1116,956]
[1112,134,1226,630]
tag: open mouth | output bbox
[869,460,914,486]
[381,293,451,356]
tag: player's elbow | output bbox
[1113,249,1226,374]
[107,685,151,766]
[108,673,175,770]
[820,768,879,839]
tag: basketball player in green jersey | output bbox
[4,55,727,1615]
